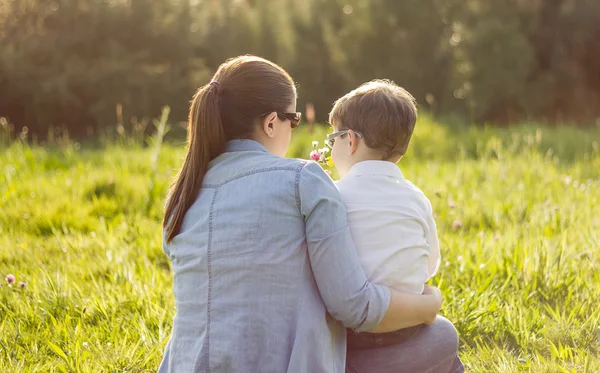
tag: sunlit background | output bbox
[1,1,599,372]
[1,0,600,138]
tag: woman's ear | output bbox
[261,112,278,138]
[348,130,360,155]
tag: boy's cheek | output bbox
[331,148,341,168]
[331,150,346,175]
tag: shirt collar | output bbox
[346,160,404,179]
[225,139,268,153]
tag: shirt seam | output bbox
[202,165,304,189]
[205,188,219,373]
[295,162,307,211]
[295,161,313,214]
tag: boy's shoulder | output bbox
[400,177,432,203]
[400,179,434,215]
[337,172,429,200]
[338,173,433,214]
[402,178,427,197]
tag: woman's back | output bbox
[161,140,347,373]
[160,55,454,373]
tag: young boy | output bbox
[328,80,443,349]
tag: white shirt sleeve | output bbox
[424,197,441,278]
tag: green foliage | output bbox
[0,0,208,138]
[1,0,600,138]
[1,119,599,372]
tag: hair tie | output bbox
[209,80,222,94]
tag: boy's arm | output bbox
[425,198,441,277]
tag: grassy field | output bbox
[1,116,600,372]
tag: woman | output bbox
[158,55,459,373]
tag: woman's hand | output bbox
[422,285,443,325]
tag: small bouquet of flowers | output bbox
[309,141,334,171]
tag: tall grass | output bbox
[0,115,599,372]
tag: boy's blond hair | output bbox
[329,79,417,160]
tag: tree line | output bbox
[1,0,599,138]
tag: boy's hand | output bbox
[422,285,442,325]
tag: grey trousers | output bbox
[346,316,465,373]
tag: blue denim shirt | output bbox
[158,140,390,373]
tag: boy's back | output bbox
[337,160,440,295]
[327,79,464,371]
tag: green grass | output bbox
[1,116,599,372]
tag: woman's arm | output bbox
[299,162,440,333]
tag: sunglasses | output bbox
[326,129,363,148]
[261,111,302,129]
[278,112,302,129]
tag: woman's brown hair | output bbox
[163,55,296,242]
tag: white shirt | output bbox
[336,161,441,294]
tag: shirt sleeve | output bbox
[424,197,441,277]
[298,162,391,332]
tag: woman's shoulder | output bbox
[246,155,326,179]
[258,158,333,191]
[268,156,310,170]
[247,156,337,201]
[296,161,340,200]
[296,160,331,183]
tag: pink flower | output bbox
[6,274,16,284]
[19,282,27,289]
[310,151,322,161]
[451,220,463,230]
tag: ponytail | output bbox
[163,55,296,242]
[163,84,226,242]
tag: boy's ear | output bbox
[348,130,360,156]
